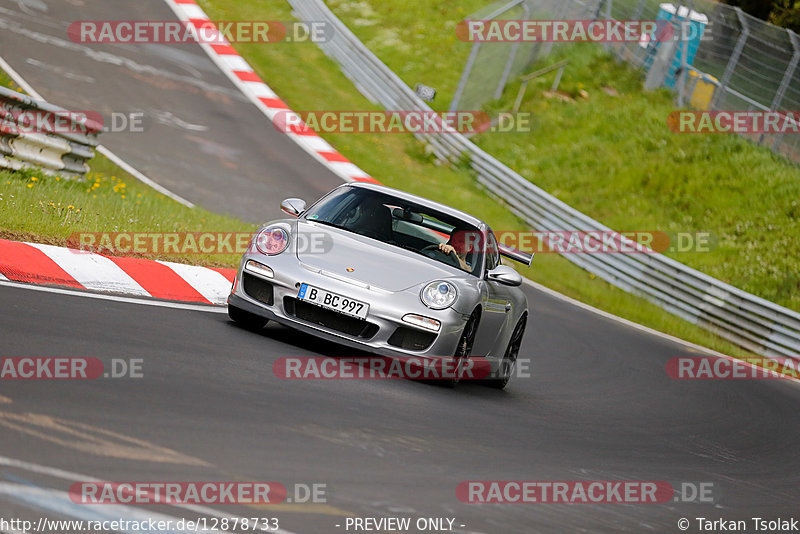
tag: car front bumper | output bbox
[228,253,476,363]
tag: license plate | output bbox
[297,283,369,319]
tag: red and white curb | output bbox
[164,0,379,185]
[0,239,234,305]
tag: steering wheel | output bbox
[421,244,462,268]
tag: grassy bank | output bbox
[0,163,253,268]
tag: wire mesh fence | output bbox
[450,0,800,164]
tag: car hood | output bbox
[295,220,460,292]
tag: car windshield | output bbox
[303,187,485,276]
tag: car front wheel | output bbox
[447,309,480,387]
[486,314,527,390]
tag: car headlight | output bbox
[420,281,457,310]
[255,226,289,255]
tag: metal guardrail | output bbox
[0,86,100,178]
[288,0,800,361]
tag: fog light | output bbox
[402,314,441,332]
[245,260,274,279]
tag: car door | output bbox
[472,232,513,357]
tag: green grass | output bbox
[0,163,253,268]
[0,70,23,93]
[193,0,778,359]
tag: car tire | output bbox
[228,304,268,331]
[447,309,480,387]
[485,314,527,390]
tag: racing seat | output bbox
[349,200,394,242]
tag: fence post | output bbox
[710,7,749,110]
[631,0,645,21]
[627,0,647,64]
[494,2,531,100]
[449,42,481,112]
[541,0,569,57]
[449,0,525,111]
[770,30,800,151]
[677,2,694,107]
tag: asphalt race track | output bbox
[1,1,799,533]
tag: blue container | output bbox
[643,3,708,87]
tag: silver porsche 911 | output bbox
[227,182,532,389]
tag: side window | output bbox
[486,232,500,271]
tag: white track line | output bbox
[524,277,800,386]
[522,277,730,358]
[96,146,195,207]
[0,279,226,313]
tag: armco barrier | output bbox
[0,86,100,178]
[288,0,800,361]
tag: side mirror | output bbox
[486,265,523,287]
[280,198,306,217]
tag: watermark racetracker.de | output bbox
[666,356,800,380]
[69,481,327,504]
[455,19,707,43]
[0,358,143,379]
[668,111,800,134]
[65,230,715,257]
[458,480,720,504]
[272,356,534,381]
[0,106,146,135]
[69,20,333,44]
[272,110,533,135]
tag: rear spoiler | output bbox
[498,243,534,267]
